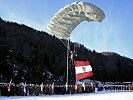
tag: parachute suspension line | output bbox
[58,38,71,52]
[74,44,76,53]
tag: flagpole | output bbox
[66,38,70,93]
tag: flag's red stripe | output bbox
[76,71,93,81]
[74,60,90,67]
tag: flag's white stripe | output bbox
[75,65,92,74]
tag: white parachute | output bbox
[47,2,105,39]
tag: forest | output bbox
[0,17,133,84]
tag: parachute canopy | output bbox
[47,2,105,39]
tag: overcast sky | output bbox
[0,0,133,59]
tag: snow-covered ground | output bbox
[0,92,133,100]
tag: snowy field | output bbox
[0,92,133,100]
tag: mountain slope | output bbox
[0,17,133,83]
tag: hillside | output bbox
[0,17,133,83]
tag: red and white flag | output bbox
[74,60,93,81]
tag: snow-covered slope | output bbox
[0,92,133,100]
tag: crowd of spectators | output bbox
[0,82,95,96]
[1,82,132,96]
